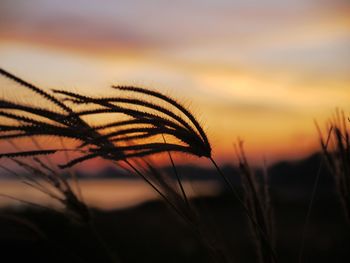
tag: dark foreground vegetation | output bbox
[1,192,349,263]
[0,68,349,262]
[1,154,350,263]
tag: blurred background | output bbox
[1,0,349,164]
[0,2,350,262]
[0,0,349,210]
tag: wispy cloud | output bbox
[0,0,349,163]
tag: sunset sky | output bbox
[0,0,349,165]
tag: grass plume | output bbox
[0,67,278,263]
[318,110,350,223]
[235,140,276,263]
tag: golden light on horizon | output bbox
[0,0,349,166]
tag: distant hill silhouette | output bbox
[0,152,335,198]
[78,153,333,189]
[0,153,347,263]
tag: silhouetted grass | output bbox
[234,140,275,263]
[2,67,345,263]
[318,110,350,223]
[0,68,233,262]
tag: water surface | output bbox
[0,179,220,210]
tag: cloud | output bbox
[0,0,349,162]
[1,0,349,50]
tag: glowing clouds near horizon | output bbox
[0,0,349,164]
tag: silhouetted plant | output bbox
[0,67,276,263]
[318,110,350,223]
[235,140,275,263]
[0,68,225,262]
[1,156,90,223]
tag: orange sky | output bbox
[0,0,349,166]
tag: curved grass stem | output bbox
[124,159,225,262]
[209,156,278,263]
[299,126,333,263]
[124,160,189,221]
[162,134,190,208]
[298,160,323,263]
